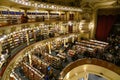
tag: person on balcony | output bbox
[21,14,29,23]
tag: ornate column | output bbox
[81,3,92,22]
[91,9,98,39]
[48,42,51,54]
[80,2,94,39]
[28,51,32,66]
[0,42,2,55]
[74,11,79,21]
[47,10,51,21]
[33,29,37,41]
[84,71,88,80]
[63,38,66,47]
[65,11,70,21]
[26,30,30,45]
[72,36,75,43]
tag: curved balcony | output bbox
[0,33,80,80]
[59,58,120,80]
[0,20,79,35]
[1,33,120,80]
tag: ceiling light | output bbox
[41,4,43,7]
[51,5,54,8]
[35,3,38,7]
[10,0,82,12]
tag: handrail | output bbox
[0,20,75,28]
[59,58,120,80]
[0,20,79,35]
[1,33,120,80]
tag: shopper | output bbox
[24,14,29,23]
[21,14,25,23]
[45,75,49,80]
[21,14,29,23]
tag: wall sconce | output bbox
[68,21,72,26]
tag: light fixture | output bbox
[68,21,72,26]
[10,0,82,12]
[34,3,38,7]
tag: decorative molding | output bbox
[11,27,16,32]
[98,8,120,15]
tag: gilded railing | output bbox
[59,58,120,80]
[1,33,80,80]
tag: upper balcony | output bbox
[0,0,82,27]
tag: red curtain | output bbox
[96,15,116,41]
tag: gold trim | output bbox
[60,58,120,80]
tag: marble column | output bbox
[48,42,51,54]
[26,31,30,45]
[64,39,66,47]
[47,10,51,21]
[28,52,32,66]
[72,36,74,43]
